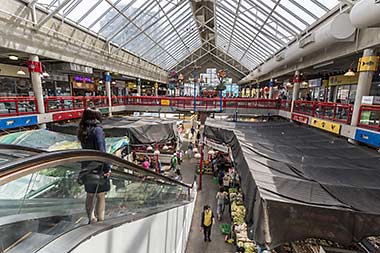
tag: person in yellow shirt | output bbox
[200,205,215,242]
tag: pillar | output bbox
[137,78,141,96]
[269,79,274,99]
[29,55,45,129]
[256,84,260,98]
[351,48,376,127]
[104,72,112,117]
[291,70,301,112]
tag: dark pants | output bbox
[203,225,212,241]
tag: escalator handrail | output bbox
[0,149,192,189]
[0,143,45,154]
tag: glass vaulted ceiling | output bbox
[35,0,201,70]
[34,0,340,71]
[215,0,340,70]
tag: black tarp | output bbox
[205,118,380,249]
[50,117,178,144]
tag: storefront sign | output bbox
[0,115,38,130]
[311,118,341,134]
[53,110,83,121]
[291,113,309,124]
[161,99,170,106]
[69,63,93,74]
[328,74,358,86]
[357,56,379,72]
[73,76,93,83]
[308,78,322,88]
[362,96,380,105]
[355,129,380,148]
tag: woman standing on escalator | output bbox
[78,108,111,224]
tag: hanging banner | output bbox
[311,118,341,134]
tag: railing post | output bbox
[15,99,19,116]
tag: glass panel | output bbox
[0,159,190,251]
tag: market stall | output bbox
[205,118,380,250]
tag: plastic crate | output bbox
[220,223,231,235]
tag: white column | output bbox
[291,70,301,112]
[137,79,141,96]
[269,79,274,99]
[351,48,375,127]
[29,55,45,129]
[255,85,260,98]
[104,72,112,117]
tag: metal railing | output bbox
[293,100,352,124]
[2,96,380,132]
[44,96,109,112]
[0,96,38,117]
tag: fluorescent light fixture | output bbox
[344,69,355,77]
[17,68,25,75]
[9,55,18,61]
[313,60,334,69]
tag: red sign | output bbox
[53,110,83,121]
[27,61,42,73]
[291,113,309,124]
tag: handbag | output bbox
[78,164,107,186]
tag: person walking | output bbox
[216,187,227,220]
[170,153,178,171]
[200,205,215,242]
[77,108,111,224]
[190,126,195,139]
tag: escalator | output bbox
[0,144,193,253]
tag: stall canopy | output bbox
[0,129,128,154]
[50,117,178,145]
[205,119,380,249]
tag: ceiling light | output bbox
[344,68,355,77]
[42,72,50,77]
[17,68,25,75]
[154,150,160,155]
[9,55,18,61]
[147,146,153,151]
[313,60,334,69]
[99,80,103,84]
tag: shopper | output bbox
[171,153,178,170]
[196,131,201,145]
[187,142,193,159]
[200,205,215,242]
[216,187,227,220]
[191,126,195,138]
[223,173,231,192]
[142,159,150,170]
[77,108,110,224]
